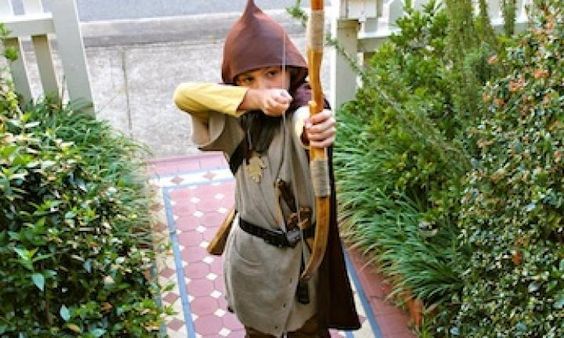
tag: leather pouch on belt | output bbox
[276,179,313,230]
[287,207,313,249]
[287,207,313,231]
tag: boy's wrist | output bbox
[239,88,259,112]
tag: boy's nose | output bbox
[254,76,275,90]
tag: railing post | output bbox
[23,0,59,98]
[0,0,33,102]
[330,17,359,110]
[387,0,404,28]
[1,0,93,113]
[50,0,93,114]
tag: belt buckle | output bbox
[285,228,301,247]
[264,229,286,248]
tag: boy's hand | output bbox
[304,109,336,148]
[242,89,292,116]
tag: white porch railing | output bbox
[0,0,93,114]
[330,0,532,109]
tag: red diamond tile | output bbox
[168,318,185,331]
[160,267,176,279]
[163,292,179,304]
[202,171,217,180]
[171,176,184,185]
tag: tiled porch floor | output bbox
[148,153,416,338]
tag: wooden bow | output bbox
[300,0,330,282]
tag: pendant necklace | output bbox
[245,128,266,183]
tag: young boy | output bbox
[173,1,360,337]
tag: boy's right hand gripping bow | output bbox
[300,0,330,282]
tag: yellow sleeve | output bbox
[173,82,248,119]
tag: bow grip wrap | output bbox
[300,0,331,282]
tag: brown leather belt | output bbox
[239,218,315,248]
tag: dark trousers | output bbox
[245,315,330,338]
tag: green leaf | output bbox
[24,121,41,128]
[83,260,92,273]
[4,46,18,61]
[65,323,81,333]
[32,253,54,263]
[60,305,70,321]
[13,247,36,270]
[554,294,564,309]
[31,273,45,291]
[90,328,106,337]
[13,247,33,260]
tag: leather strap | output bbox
[229,139,246,174]
[239,218,315,248]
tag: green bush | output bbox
[335,0,467,307]
[453,1,563,336]
[332,0,562,335]
[0,34,168,336]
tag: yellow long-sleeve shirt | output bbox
[173,82,309,148]
[173,82,249,119]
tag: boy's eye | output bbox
[237,76,253,85]
[266,69,280,78]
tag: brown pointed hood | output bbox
[221,0,307,86]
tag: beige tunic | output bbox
[174,83,318,336]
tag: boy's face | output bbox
[234,66,291,90]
